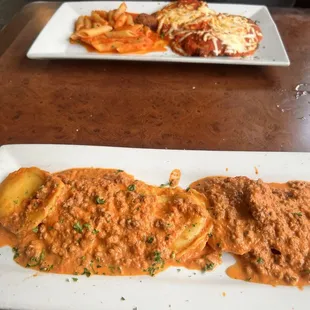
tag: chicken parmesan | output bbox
[153,0,263,57]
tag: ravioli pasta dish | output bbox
[0,168,219,277]
[70,0,263,57]
[1,167,310,287]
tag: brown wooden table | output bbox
[0,3,310,152]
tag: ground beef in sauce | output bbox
[192,176,310,286]
[3,166,310,286]
[191,176,261,255]
[9,168,214,277]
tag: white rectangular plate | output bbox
[27,1,290,66]
[0,144,308,310]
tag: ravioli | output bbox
[191,176,261,255]
[0,167,214,276]
[0,168,65,235]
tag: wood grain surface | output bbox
[0,3,310,151]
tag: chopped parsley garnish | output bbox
[144,251,165,276]
[207,232,213,238]
[26,250,45,268]
[160,33,164,39]
[81,256,86,261]
[92,229,99,235]
[48,226,53,231]
[154,251,162,263]
[82,268,91,277]
[257,257,264,264]
[245,277,252,282]
[202,262,215,272]
[192,223,197,227]
[95,196,105,204]
[32,226,39,233]
[73,222,83,233]
[90,261,97,274]
[302,269,310,274]
[177,269,181,272]
[108,265,122,273]
[72,277,78,282]
[116,169,124,173]
[97,265,102,268]
[216,242,221,248]
[121,297,125,301]
[144,264,158,277]
[127,184,136,191]
[186,187,190,192]
[146,236,154,244]
[292,212,302,217]
[12,247,19,259]
[83,223,91,230]
[13,200,19,204]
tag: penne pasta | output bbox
[93,22,103,28]
[126,14,134,26]
[108,10,115,26]
[104,29,136,38]
[92,41,123,52]
[95,10,108,20]
[113,2,127,21]
[75,15,85,32]
[77,25,113,38]
[91,11,108,25]
[70,33,79,41]
[114,13,127,29]
[84,16,92,29]
[115,37,153,53]
[70,3,167,55]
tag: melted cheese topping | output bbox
[157,1,263,57]
[207,14,262,55]
[157,2,216,38]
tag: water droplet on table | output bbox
[295,83,310,100]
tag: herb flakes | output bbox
[12,247,19,259]
[203,262,215,272]
[257,257,264,264]
[127,184,136,191]
[82,268,91,277]
[73,222,83,233]
[146,236,154,244]
[83,223,91,230]
[95,196,105,204]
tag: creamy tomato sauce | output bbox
[191,176,310,287]
[0,168,218,277]
[1,169,310,287]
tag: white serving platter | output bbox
[0,144,309,310]
[27,1,290,66]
